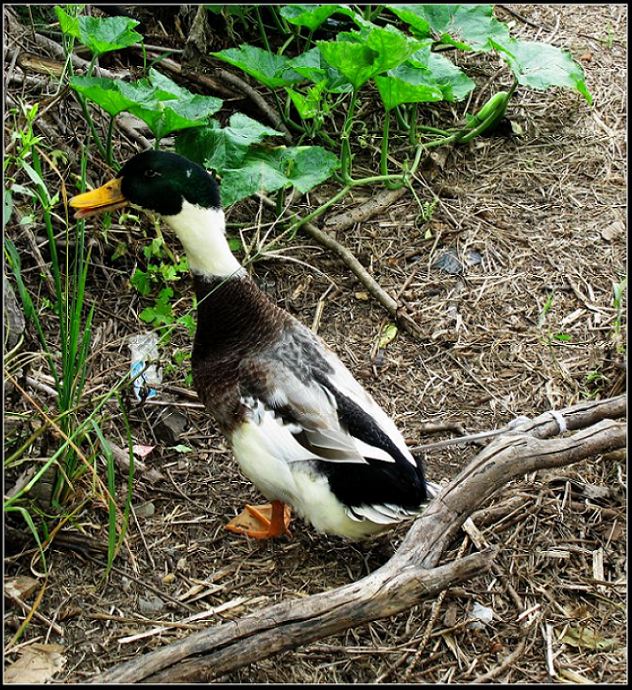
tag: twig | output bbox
[410,416,530,453]
[215,67,292,142]
[145,54,242,101]
[472,638,527,683]
[4,590,64,638]
[91,396,625,683]
[324,186,408,232]
[257,193,423,339]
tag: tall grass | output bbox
[4,106,133,575]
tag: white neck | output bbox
[163,200,243,278]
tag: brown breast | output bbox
[190,272,286,434]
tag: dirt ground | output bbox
[4,4,627,684]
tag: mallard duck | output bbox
[69,150,437,540]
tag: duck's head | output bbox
[69,150,221,219]
[69,150,241,277]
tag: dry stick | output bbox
[215,68,292,142]
[137,552,496,684]
[91,396,625,683]
[324,186,409,232]
[257,194,423,339]
[146,54,242,101]
[473,638,527,684]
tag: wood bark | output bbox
[93,395,625,683]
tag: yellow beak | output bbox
[69,178,128,219]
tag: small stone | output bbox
[154,410,188,445]
[138,594,165,615]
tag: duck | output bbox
[69,150,438,540]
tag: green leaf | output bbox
[71,69,222,139]
[375,66,444,110]
[384,4,432,37]
[130,269,152,296]
[318,24,423,90]
[408,45,476,101]
[70,76,134,116]
[211,45,303,88]
[387,4,510,51]
[4,189,12,229]
[492,38,592,104]
[56,7,142,56]
[287,47,352,93]
[280,4,356,31]
[378,322,398,349]
[220,145,339,206]
[170,444,193,454]
[552,332,572,342]
[177,113,283,171]
[286,81,328,119]
[123,69,223,139]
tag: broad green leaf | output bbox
[385,4,431,37]
[492,38,592,103]
[71,69,222,138]
[70,76,133,116]
[221,153,288,206]
[376,66,444,110]
[287,47,352,92]
[279,146,340,193]
[426,51,476,101]
[220,145,339,206]
[130,269,152,296]
[123,69,222,139]
[318,24,422,89]
[211,45,303,88]
[408,45,476,101]
[280,4,356,31]
[387,4,510,52]
[56,7,142,56]
[176,114,283,171]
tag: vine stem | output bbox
[340,89,359,182]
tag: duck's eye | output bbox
[144,169,160,179]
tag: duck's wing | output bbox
[239,322,428,521]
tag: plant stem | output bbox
[408,103,418,145]
[394,105,410,131]
[78,96,108,161]
[286,184,352,236]
[254,6,272,53]
[105,116,115,167]
[340,89,359,183]
[418,124,453,136]
[380,109,391,177]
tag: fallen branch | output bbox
[91,395,625,683]
[216,67,292,142]
[257,194,424,339]
[324,186,409,232]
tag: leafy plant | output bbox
[176,113,340,206]
[130,236,197,346]
[55,6,142,56]
[211,3,592,188]
[70,68,223,148]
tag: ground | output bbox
[3,4,626,684]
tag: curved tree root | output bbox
[92,395,626,683]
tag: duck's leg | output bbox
[225,500,292,539]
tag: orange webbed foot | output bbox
[225,500,292,539]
